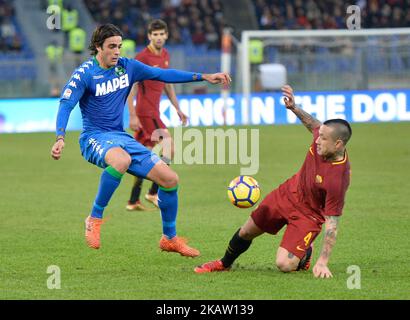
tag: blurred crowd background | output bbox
[1,0,410,97]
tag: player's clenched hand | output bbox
[282,85,296,110]
[51,139,65,160]
[313,263,333,279]
[203,73,232,85]
[129,116,142,131]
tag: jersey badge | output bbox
[115,66,126,77]
[62,88,72,99]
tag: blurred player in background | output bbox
[126,19,188,212]
[50,23,231,257]
[195,85,352,277]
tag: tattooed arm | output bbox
[312,215,340,278]
[281,85,321,132]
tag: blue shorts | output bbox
[79,131,160,178]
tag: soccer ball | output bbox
[227,175,261,208]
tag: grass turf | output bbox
[0,122,409,299]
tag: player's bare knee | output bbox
[276,260,294,273]
[238,218,263,240]
[238,227,256,241]
[114,157,131,173]
[161,171,179,189]
[169,172,179,187]
[276,256,298,273]
[106,149,131,173]
[121,155,132,172]
[238,227,250,240]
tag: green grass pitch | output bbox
[1,122,409,299]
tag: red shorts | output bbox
[251,187,322,259]
[134,116,169,148]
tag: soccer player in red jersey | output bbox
[126,19,188,211]
[195,85,352,278]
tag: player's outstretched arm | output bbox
[202,73,232,85]
[312,215,339,278]
[131,59,231,85]
[282,85,321,133]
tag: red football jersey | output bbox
[134,45,170,117]
[279,127,351,223]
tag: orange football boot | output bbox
[85,216,104,249]
[194,260,230,273]
[159,235,200,257]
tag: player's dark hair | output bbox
[323,119,352,145]
[89,24,123,55]
[147,19,168,34]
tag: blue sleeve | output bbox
[56,71,87,137]
[127,58,203,84]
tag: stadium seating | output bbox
[0,0,35,81]
[252,0,410,30]
[83,0,225,49]
[0,1,30,55]
[251,0,410,77]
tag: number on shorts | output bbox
[304,232,312,246]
